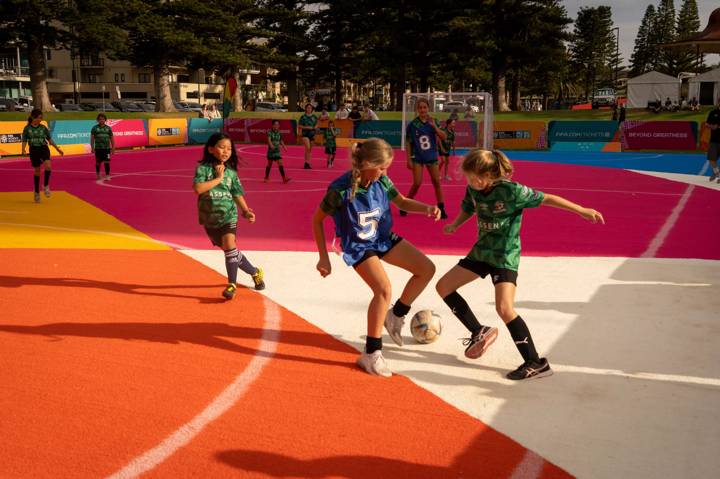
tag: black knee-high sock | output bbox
[393,300,411,318]
[279,165,286,179]
[366,336,382,354]
[438,202,445,210]
[264,165,271,179]
[33,175,40,193]
[224,248,239,284]
[104,162,110,175]
[95,162,101,175]
[442,292,483,335]
[237,251,258,275]
[43,170,51,186]
[506,316,539,362]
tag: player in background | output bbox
[439,118,456,181]
[264,119,290,183]
[324,120,338,168]
[90,113,115,181]
[21,109,64,203]
[299,104,318,169]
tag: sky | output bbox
[562,0,719,67]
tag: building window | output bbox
[120,73,125,82]
[87,74,100,83]
[47,68,55,79]
[177,74,190,83]
[46,50,52,61]
[114,73,119,82]
[138,73,151,83]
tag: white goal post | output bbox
[401,92,493,151]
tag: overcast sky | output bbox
[562,0,719,67]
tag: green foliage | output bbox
[631,5,657,76]
[569,6,617,98]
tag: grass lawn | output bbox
[0,108,712,123]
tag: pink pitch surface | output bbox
[0,144,717,260]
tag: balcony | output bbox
[79,57,104,68]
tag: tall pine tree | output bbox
[653,0,678,75]
[631,5,656,75]
[569,6,616,99]
[676,0,703,73]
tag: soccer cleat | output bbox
[34,192,41,203]
[506,357,553,380]
[251,267,265,290]
[462,326,498,359]
[356,350,392,377]
[105,175,111,181]
[710,172,719,182]
[384,308,405,346]
[303,162,312,169]
[222,283,237,300]
[282,177,291,184]
[43,186,51,198]
[399,210,408,216]
[96,173,102,180]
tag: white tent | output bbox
[688,67,720,105]
[626,71,680,108]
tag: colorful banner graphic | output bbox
[453,121,478,148]
[0,121,48,156]
[315,119,354,145]
[188,118,224,144]
[148,118,188,146]
[699,122,711,151]
[355,121,401,146]
[621,121,698,150]
[548,121,619,145]
[223,77,237,119]
[105,119,148,149]
[224,118,246,142]
[489,121,547,149]
[245,119,297,144]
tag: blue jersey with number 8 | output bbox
[406,117,439,164]
[319,171,399,265]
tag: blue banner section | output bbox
[354,120,402,146]
[548,121,619,145]
[50,120,96,145]
[188,118,224,144]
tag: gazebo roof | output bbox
[662,8,720,53]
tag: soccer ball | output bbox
[410,310,442,344]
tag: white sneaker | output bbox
[43,186,51,198]
[356,351,392,377]
[96,173,102,180]
[710,172,719,182]
[384,308,405,346]
[34,192,41,203]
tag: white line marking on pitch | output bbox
[106,296,281,479]
[509,450,545,479]
[553,364,720,387]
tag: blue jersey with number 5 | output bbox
[407,117,439,164]
[320,171,399,265]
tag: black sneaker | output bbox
[222,283,237,300]
[303,162,312,169]
[462,326,498,359]
[399,210,408,216]
[506,357,553,380]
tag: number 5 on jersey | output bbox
[358,208,381,240]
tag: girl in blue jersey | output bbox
[312,138,441,377]
[402,97,448,218]
[436,149,604,380]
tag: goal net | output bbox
[401,92,493,151]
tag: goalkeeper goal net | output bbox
[401,91,493,151]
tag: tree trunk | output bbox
[27,35,52,111]
[492,68,510,112]
[510,75,521,111]
[233,71,242,112]
[287,71,298,112]
[153,65,175,112]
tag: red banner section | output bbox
[105,119,148,148]
[223,119,297,145]
[453,120,478,148]
[621,121,698,150]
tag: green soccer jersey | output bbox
[460,180,544,270]
[440,128,455,154]
[193,163,245,228]
[268,130,282,159]
[324,127,337,148]
[299,114,318,129]
[91,124,113,149]
[22,124,51,147]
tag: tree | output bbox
[676,0,703,73]
[653,0,678,74]
[631,5,656,75]
[569,6,616,99]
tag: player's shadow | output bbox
[0,274,232,303]
[0,321,355,370]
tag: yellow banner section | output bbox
[482,121,547,150]
[0,192,169,250]
[300,119,354,145]
[0,121,50,156]
[148,118,188,146]
[700,122,710,151]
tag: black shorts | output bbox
[95,149,111,162]
[458,257,518,285]
[352,233,403,269]
[325,146,336,155]
[302,131,316,140]
[29,145,50,167]
[204,223,237,247]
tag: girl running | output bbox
[439,118,456,181]
[403,97,447,218]
[324,120,337,167]
[193,133,265,300]
[264,119,290,183]
[90,113,115,181]
[436,149,604,380]
[312,138,440,377]
[21,109,63,203]
[298,103,318,169]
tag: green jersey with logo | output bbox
[460,180,544,270]
[193,163,245,228]
[440,128,455,154]
[324,127,337,148]
[299,113,318,130]
[22,124,51,147]
[268,129,282,159]
[91,124,113,149]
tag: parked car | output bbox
[139,103,156,112]
[176,101,202,112]
[255,102,287,112]
[97,104,120,112]
[173,101,191,112]
[79,103,98,111]
[0,98,32,112]
[592,88,616,108]
[112,101,144,112]
[57,103,83,111]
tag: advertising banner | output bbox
[621,121,698,150]
[315,119,354,145]
[489,121,547,149]
[0,121,48,156]
[148,118,188,146]
[354,121,401,146]
[105,119,148,149]
[699,122,710,151]
[453,120,478,148]
[244,118,297,145]
[548,121,619,145]
[224,118,247,142]
[188,118,224,144]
